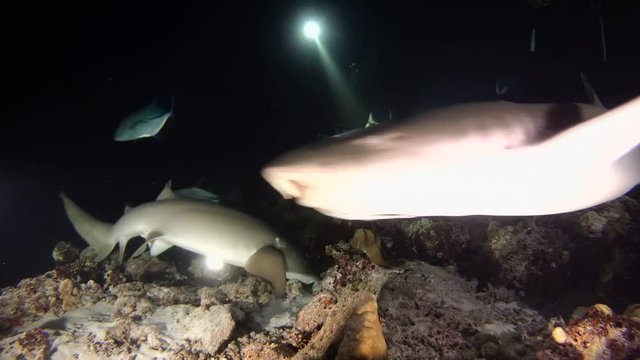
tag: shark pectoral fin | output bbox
[273,237,319,284]
[156,180,177,201]
[149,238,174,256]
[131,242,149,258]
[60,193,115,262]
[117,239,128,264]
[245,246,287,297]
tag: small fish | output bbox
[495,74,520,96]
[365,113,380,128]
[580,72,604,108]
[174,180,244,206]
[113,97,174,141]
[174,186,222,203]
[332,110,392,138]
[261,96,640,220]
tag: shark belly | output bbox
[296,144,640,219]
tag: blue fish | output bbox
[113,97,174,141]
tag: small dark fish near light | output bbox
[113,97,174,141]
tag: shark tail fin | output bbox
[547,95,640,165]
[60,193,115,262]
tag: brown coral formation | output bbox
[350,228,389,267]
[335,292,387,360]
[292,291,383,360]
[542,304,640,360]
[15,328,50,360]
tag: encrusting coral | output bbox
[540,303,640,359]
[349,228,389,267]
[335,292,387,360]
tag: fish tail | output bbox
[547,95,640,165]
[60,193,116,262]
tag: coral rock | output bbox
[544,304,640,360]
[350,228,389,267]
[51,241,80,264]
[335,292,387,360]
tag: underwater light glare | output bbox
[303,21,320,40]
[205,256,224,271]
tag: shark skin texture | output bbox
[60,181,317,297]
[261,96,640,220]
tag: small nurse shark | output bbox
[60,182,318,296]
[261,96,640,220]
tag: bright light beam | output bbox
[205,256,224,271]
[300,17,365,127]
[303,21,321,41]
[315,40,365,125]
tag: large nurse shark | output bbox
[60,181,318,296]
[261,96,640,220]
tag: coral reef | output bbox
[349,228,389,267]
[321,241,399,298]
[571,197,638,242]
[397,218,478,265]
[335,293,387,360]
[379,262,547,359]
[538,303,640,359]
[484,219,570,290]
[51,241,79,265]
[2,196,640,358]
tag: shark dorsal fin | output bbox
[157,180,177,201]
[580,72,604,108]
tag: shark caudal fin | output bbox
[60,193,115,262]
[544,95,640,166]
